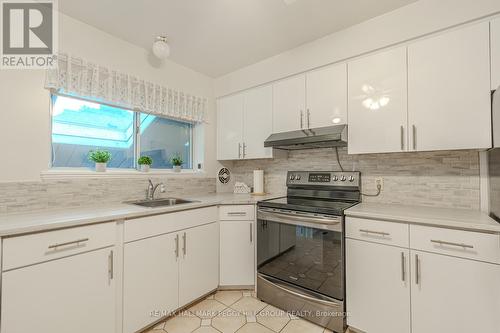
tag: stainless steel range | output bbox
[256,171,361,333]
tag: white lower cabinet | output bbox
[1,247,116,333]
[346,239,410,333]
[220,220,255,286]
[346,217,500,333]
[123,232,179,333]
[410,250,500,333]
[179,222,219,305]
[123,221,219,333]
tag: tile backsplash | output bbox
[222,148,481,210]
[0,176,215,214]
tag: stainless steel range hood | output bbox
[264,125,347,150]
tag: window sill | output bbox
[40,168,208,180]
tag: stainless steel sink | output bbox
[126,198,197,208]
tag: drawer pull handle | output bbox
[228,212,247,216]
[430,239,474,249]
[48,238,89,249]
[359,229,390,236]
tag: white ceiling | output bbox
[59,0,418,77]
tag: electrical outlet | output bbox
[375,177,384,191]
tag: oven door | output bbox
[257,207,344,301]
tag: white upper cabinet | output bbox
[217,85,273,160]
[348,47,408,154]
[492,18,500,90]
[243,85,273,159]
[217,94,244,160]
[273,74,306,133]
[306,63,347,128]
[407,22,491,151]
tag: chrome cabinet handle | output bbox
[401,252,406,282]
[400,126,405,150]
[306,109,311,128]
[175,234,179,258]
[182,232,187,256]
[238,143,242,159]
[430,239,474,249]
[300,110,304,129]
[412,125,417,150]
[108,250,114,280]
[48,238,89,249]
[228,212,247,216]
[415,254,420,285]
[250,223,253,243]
[359,229,390,236]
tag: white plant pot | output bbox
[140,164,150,172]
[95,162,107,172]
[173,165,182,173]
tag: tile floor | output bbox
[144,290,350,333]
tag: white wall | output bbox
[0,13,216,182]
[214,0,500,96]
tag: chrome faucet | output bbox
[146,179,165,200]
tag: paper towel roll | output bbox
[253,170,264,194]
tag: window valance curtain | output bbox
[45,53,207,123]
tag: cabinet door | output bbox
[1,248,115,333]
[346,239,410,333]
[243,85,273,159]
[217,94,244,160]
[220,221,255,286]
[273,75,306,133]
[123,233,179,333]
[410,251,500,333]
[179,222,219,306]
[408,23,491,151]
[348,47,408,154]
[306,63,347,128]
[492,18,500,90]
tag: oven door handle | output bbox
[257,208,341,226]
[258,274,342,307]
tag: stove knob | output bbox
[296,175,301,180]
[340,175,347,182]
[349,176,355,182]
[289,174,296,180]
[333,176,339,181]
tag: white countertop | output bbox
[0,193,282,237]
[345,202,500,233]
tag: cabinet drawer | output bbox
[346,217,409,247]
[219,205,255,221]
[125,206,218,242]
[410,225,500,264]
[3,222,115,271]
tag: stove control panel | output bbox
[287,171,360,187]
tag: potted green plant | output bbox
[138,156,153,172]
[170,154,183,172]
[88,149,112,172]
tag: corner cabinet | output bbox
[217,85,273,160]
[347,46,408,154]
[1,223,116,333]
[407,22,491,151]
[492,18,500,90]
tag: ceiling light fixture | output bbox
[152,36,170,59]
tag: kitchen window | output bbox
[51,94,193,170]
